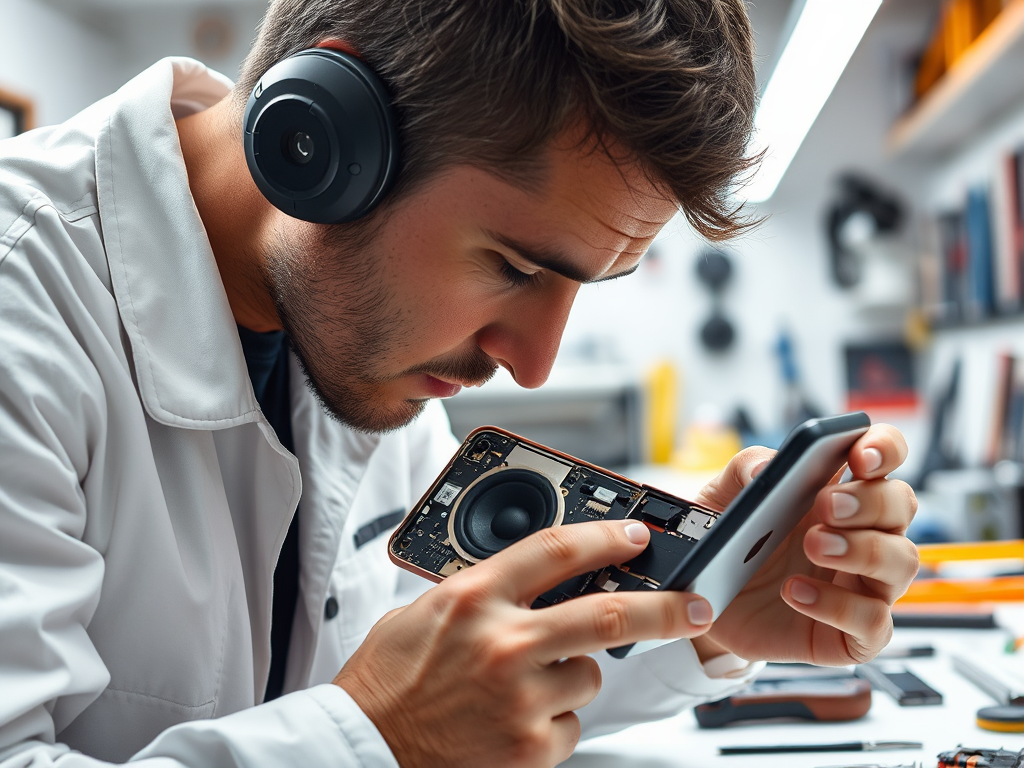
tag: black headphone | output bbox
[242,48,400,224]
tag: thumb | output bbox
[694,446,775,511]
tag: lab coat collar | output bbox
[96,57,258,429]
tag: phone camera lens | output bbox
[288,131,315,165]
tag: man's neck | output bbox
[175,98,284,333]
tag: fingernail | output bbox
[789,580,819,605]
[863,447,883,473]
[820,532,849,557]
[624,523,648,545]
[747,460,769,483]
[832,492,860,520]
[688,599,713,625]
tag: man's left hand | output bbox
[692,423,919,666]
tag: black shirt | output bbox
[236,325,300,702]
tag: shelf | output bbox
[928,310,1024,332]
[887,0,1024,160]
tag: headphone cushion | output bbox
[243,49,399,223]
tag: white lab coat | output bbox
[0,58,760,767]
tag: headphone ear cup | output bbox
[243,48,399,224]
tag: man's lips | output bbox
[422,374,464,398]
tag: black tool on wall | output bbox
[696,249,736,353]
[824,173,904,289]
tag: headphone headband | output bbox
[243,49,399,224]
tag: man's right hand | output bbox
[333,520,715,768]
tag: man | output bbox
[0,1,918,766]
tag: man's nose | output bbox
[475,282,579,389]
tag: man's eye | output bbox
[499,258,539,288]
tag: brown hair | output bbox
[236,0,758,241]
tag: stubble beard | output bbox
[262,224,498,434]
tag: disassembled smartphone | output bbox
[389,413,870,658]
[389,426,720,607]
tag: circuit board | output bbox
[389,428,721,607]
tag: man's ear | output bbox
[316,38,361,58]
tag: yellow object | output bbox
[977,716,1024,733]
[896,541,1024,605]
[903,308,931,350]
[917,539,1024,566]
[976,705,1024,733]
[671,423,742,473]
[897,575,1024,603]
[646,361,679,465]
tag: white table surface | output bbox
[563,609,1024,768]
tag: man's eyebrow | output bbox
[487,231,640,284]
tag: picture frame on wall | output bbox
[0,87,35,140]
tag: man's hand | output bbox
[333,520,712,768]
[695,422,919,666]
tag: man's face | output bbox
[263,134,677,433]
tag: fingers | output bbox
[781,576,893,664]
[695,445,777,510]
[548,712,583,766]
[535,656,602,714]
[529,588,713,663]
[847,423,908,480]
[478,519,652,605]
[817,478,918,533]
[804,525,920,600]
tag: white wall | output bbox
[110,3,266,84]
[0,0,267,130]
[0,0,124,127]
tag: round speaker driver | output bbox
[449,467,563,562]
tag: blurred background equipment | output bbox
[845,340,919,412]
[775,327,823,432]
[442,365,643,471]
[695,249,737,353]
[671,403,743,473]
[825,173,905,290]
[645,360,680,465]
[0,86,34,139]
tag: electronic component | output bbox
[636,497,684,528]
[678,509,714,540]
[854,663,942,706]
[938,746,1024,767]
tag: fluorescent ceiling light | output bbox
[744,0,883,203]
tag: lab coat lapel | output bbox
[95,58,256,429]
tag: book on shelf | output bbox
[917,146,1024,325]
[992,152,1022,312]
[965,186,995,319]
[987,351,1024,464]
